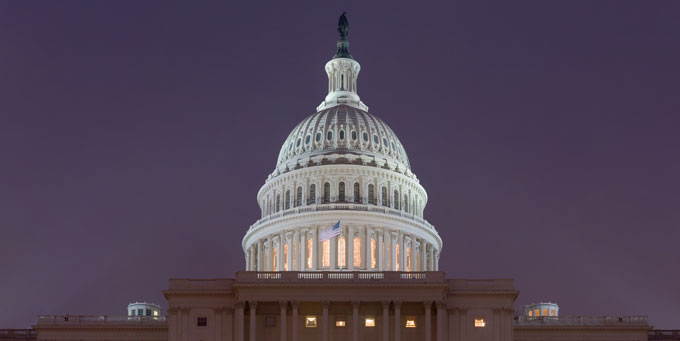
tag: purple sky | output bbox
[1,1,679,330]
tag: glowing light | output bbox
[474,318,485,327]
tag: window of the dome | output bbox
[391,142,395,150]
[362,132,368,141]
[316,132,321,142]
[327,131,333,141]
[289,142,293,151]
[305,135,311,144]
[383,137,388,146]
[373,135,379,144]
[351,131,357,140]
[339,130,345,140]
[296,138,301,147]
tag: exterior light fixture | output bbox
[474,318,486,327]
[305,316,317,328]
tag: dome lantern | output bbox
[318,12,368,112]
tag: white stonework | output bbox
[243,52,439,273]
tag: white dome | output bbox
[274,105,411,178]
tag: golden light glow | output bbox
[284,244,288,271]
[335,320,346,327]
[370,238,377,269]
[353,237,361,267]
[542,309,548,316]
[305,316,317,328]
[474,318,486,327]
[338,236,346,267]
[307,239,313,269]
[533,309,539,317]
[395,244,400,271]
[528,310,533,317]
[365,317,375,327]
[549,309,555,316]
[273,247,278,271]
[406,246,412,271]
[405,318,416,328]
[322,239,330,267]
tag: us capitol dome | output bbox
[242,14,442,273]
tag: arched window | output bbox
[404,194,409,213]
[327,131,333,141]
[309,184,316,204]
[394,190,399,210]
[323,182,330,203]
[285,190,291,210]
[381,187,388,207]
[276,195,281,212]
[353,183,360,203]
[338,236,346,268]
[339,130,345,140]
[362,132,369,142]
[353,237,361,267]
[295,187,302,207]
[338,182,345,202]
[368,184,375,205]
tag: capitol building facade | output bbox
[31,13,656,341]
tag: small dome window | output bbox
[391,141,395,150]
[289,142,294,151]
[362,132,369,142]
[327,131,333,141]
[296,138,301,147]
[316,132,322,142]
[383,138,388,146]
[351,131,357,140]
[373,135,379,144]
[305,135,311,144]
[339,130,345,140]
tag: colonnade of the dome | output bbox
[244,224,439,273]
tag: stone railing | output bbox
[236,271,446,283]
[0,329,36,339]
[36,315,167,326]
[514,315,648,326]
[250,203,435,230]
[649,330,680,340]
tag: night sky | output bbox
[1,1,679,329]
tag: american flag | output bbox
[319,220,341,241]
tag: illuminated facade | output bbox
[31,13,657,341]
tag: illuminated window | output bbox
[405,318,416,328]
[197,317,207,327]
[284,244,289,271]
[370,238,377,269]
[528,310,533,317]
[322,239,330,267]
[338,236,346,268]
[406,246,412,272]
[153,310,159,317]
[335,320,346,327]
[273,246,278,271]
[385,242,391,269]
[542,309,548,316]
[533,309,539,317]
[305,316,317,328]
[395,244,400,271]
[353,237,361,267]
[474,318,485,327]
[549,309,555,316]
[365,317,375,327]
[306,239,313,269]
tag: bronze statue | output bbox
[338,11,349,39]
[334,12,353,59]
